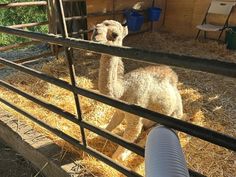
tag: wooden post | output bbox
[63,1,88,39]
[46,0,59,57]
[151,0,155,32]
[8,21,48,29]
[112,0,115,20]
[0,41,41,52]
[0,1,47,8]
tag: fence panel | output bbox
[0,1,235,176]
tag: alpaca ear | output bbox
[123,26,128,38]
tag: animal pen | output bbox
[0,0,236,177]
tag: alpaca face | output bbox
[92,20,128,46]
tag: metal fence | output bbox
[0,0,236,177]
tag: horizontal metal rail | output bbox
[0,57,235,152]
[0,97,141,177]
[0,26,235,78]
[0,1,47,8]
[0,78,144,156]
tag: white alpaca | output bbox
[92,20,183,161]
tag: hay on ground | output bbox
[0,31,235,177]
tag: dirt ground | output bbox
[0,138,44,177]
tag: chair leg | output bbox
[204,31,207,39]
[218,30,224,41]
[195,30,201,40]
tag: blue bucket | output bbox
[125,11,144,32]
[148,7,162,21]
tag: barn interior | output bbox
[0,1,236,177]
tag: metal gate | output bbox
[0,1,235,177]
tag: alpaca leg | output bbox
[112,114,143,161]
[137,136,147,148]
[171,90,183,119]
[105,110,124,131]
[137,124,154,147]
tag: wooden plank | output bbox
[61,0,236,37]
[164,0,236,37]
[86,0,112,13]
[86,0,153,34]
[47,0,58,56]
[164,0,195,36]
[0,41,41,52]
[62,0,85,1]
[8,21,49,29]
[0,110,70,177]
[152,0,167,30]
[0,109,93,177]
[0,1,47,8]
[47,0,57,34]
[0,51,53,69]
[115,0,152,10]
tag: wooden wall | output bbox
[86,0,154,31]
[163,0,236,37]
[85,0,236,38]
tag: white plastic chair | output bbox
[196,0,236,40]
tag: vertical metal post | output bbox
[81,0,88,40]
[55,0,87,146]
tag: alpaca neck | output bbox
[99,54,124,98]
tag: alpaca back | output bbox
[123,65,182,118]
[130,65,178,86]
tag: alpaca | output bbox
[92,20,183,161]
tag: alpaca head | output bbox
[92,20,128,46]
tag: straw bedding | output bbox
[0,32,235,177]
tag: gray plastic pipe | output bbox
[145,126,190,177]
